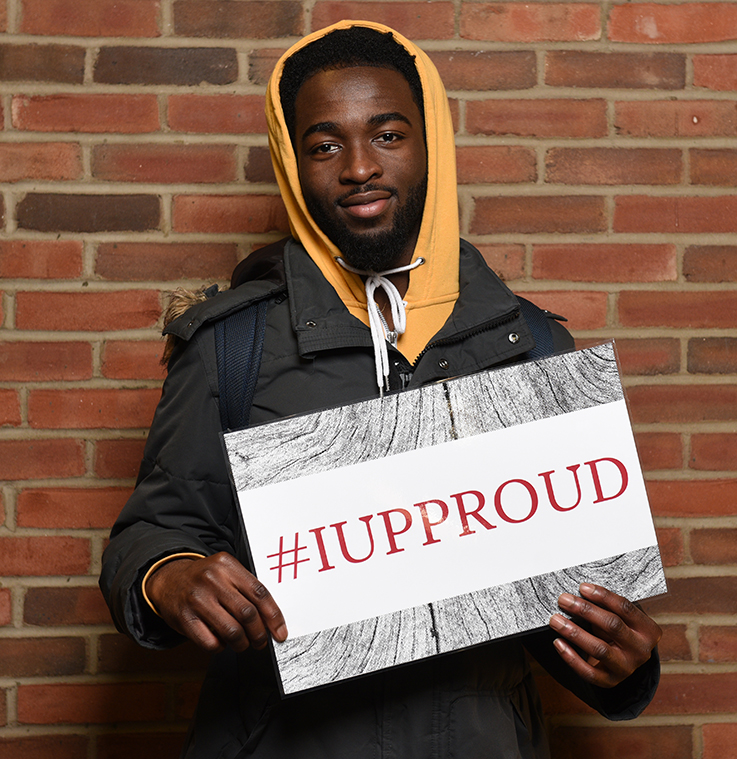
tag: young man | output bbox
[101,21,661,759]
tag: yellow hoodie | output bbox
[266,20,459,364]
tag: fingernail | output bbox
[553,638,568,653]
[275,624,288,642]
[580,583,596,595]
[559,592,575,608]
[549,614,567,631]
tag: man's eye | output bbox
[310,143,339,155]
[376,132,401,143]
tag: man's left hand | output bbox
[549,583,662,688]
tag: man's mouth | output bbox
[339,189,394,219]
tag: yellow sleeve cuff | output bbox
[141,552,206,617]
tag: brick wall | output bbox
[0,1,735,757]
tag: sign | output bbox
[223,343,666,695]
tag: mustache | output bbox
[334,184,397,206]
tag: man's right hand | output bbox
[145,552,288,653]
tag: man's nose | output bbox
[340,143,382,184]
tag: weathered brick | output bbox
[0,637,85,677]
[634,431,682,470]
[16,291,161,331]
[17,488,130,529]
[656,526,684,567]
[429,51,536,91]
[658,624,691,662]
[701,628,737,663]
[96,241,238,281]
[694,54,737,91]
[94,439,147,479]
[174,0,302,38]
[0,439,85,481]
[545,51,685,89]
[461,3,600,42]
[0,43,84,82]
[457,146,536,184]
[690,433,737,471]
[546,148,681,186]
[617,195,737,234]
[172,194,289,233]
[245,146,276,183]
[28,388,161,429]
[0,736,88,759]
[17,682,167,724]
[312,2,454,39]
[549,725,692,759]
[102,341,165,380]
[0,389,20,426]
[615,100,737,137]
[618,291,737,328]
[476,244,525,281]
[0,240,83,278]
[248,48,284,86]
[97,732,187,759]
[0,588,11,625]
[0,0,6,32]
[98,633,209,674]
[691,529,737,565]
[24,586,111,626]
[515,290,607,331]
[684,245,737,282]
[471,196,606,235]
[0,341,92,381]
[168,94,266,134]
[13,94,160,133]
[0,536,90,576]
[645,479,737,517]
[466,99,607,138]
[532,244,676,283]
[610,3,737,44]
[704,724,737,759]
[647,672,737,714]
[92,144,237,184]
[95,46,237,85]
[688,337,737,374]
[691,148,737,186]
[20,0,161,37]
[0,142,81,182]
[615,338,681,375]
[645,577,737,616]
[629,384,737,423]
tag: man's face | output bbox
[293,66,427,272]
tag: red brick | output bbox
[94,439,146,479]
[618,291,737,328]
[13,94,159,133]
[172,194,289,234]
[28,388,161,430]
[684,245,737,282]
[634,431,683,470]
[655,527,684,568]
[691,148,737,186]
[515,290,607,331]
[466,99,607,138]
[690,433,737,471]
[0,688,5,726]
[0,142,81,182]
[658,624,691,662]
[0,439,85,481]
[0,390,20,426]
[461,3,599,42]
[701,628,737,663]
[476,244,525,281]
[429,50,536,91]
[0,341,92,381]
[457,146,536,184]
[102,341,165,380]
[545,51,685,89]
[245,145,276,183]
[614,338,681,375]
[546,148,681,186]
[646,479,737,517]
[96,242,238,281]
[0,637,85,677]
[98,634,209,674]
[0,240,82,278]
[97,732,187,759]
[0,588,10,625]
[0,537,89,576]
[694,54,737,91]
[174,0,302,38]
[615,100,737,137]
[471,196,606,235]
[532,244,676,283]
[312,2,454,39]
[16,291,161,331]
[629,384,737,424]
[691,528,737,565]
[168,94,267,133]
[17,682,167,724]
[647,672,737,714]
[646,577,737,616]
[0,2,7,32]
[704,724,737,759]
[17,488,130,529]
[92,144,237,184]
[0,736,88,759]
[688,337,737,374]
[24,586,111,626]
[610,3,737,44]
[248,48,285,86]
[0,43,84,83]
[549,725,692,759]
[20,0,161,37]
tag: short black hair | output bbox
[279,26,424,144]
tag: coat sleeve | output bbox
[99,329,245,650]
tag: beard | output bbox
[305,176,428,272]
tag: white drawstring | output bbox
[336,256,425,396]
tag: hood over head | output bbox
[266,20,459,363]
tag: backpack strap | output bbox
[517,296,556,360]
[214,298,270,431]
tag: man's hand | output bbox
[146,552,287,653]
[549,583,661,688]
